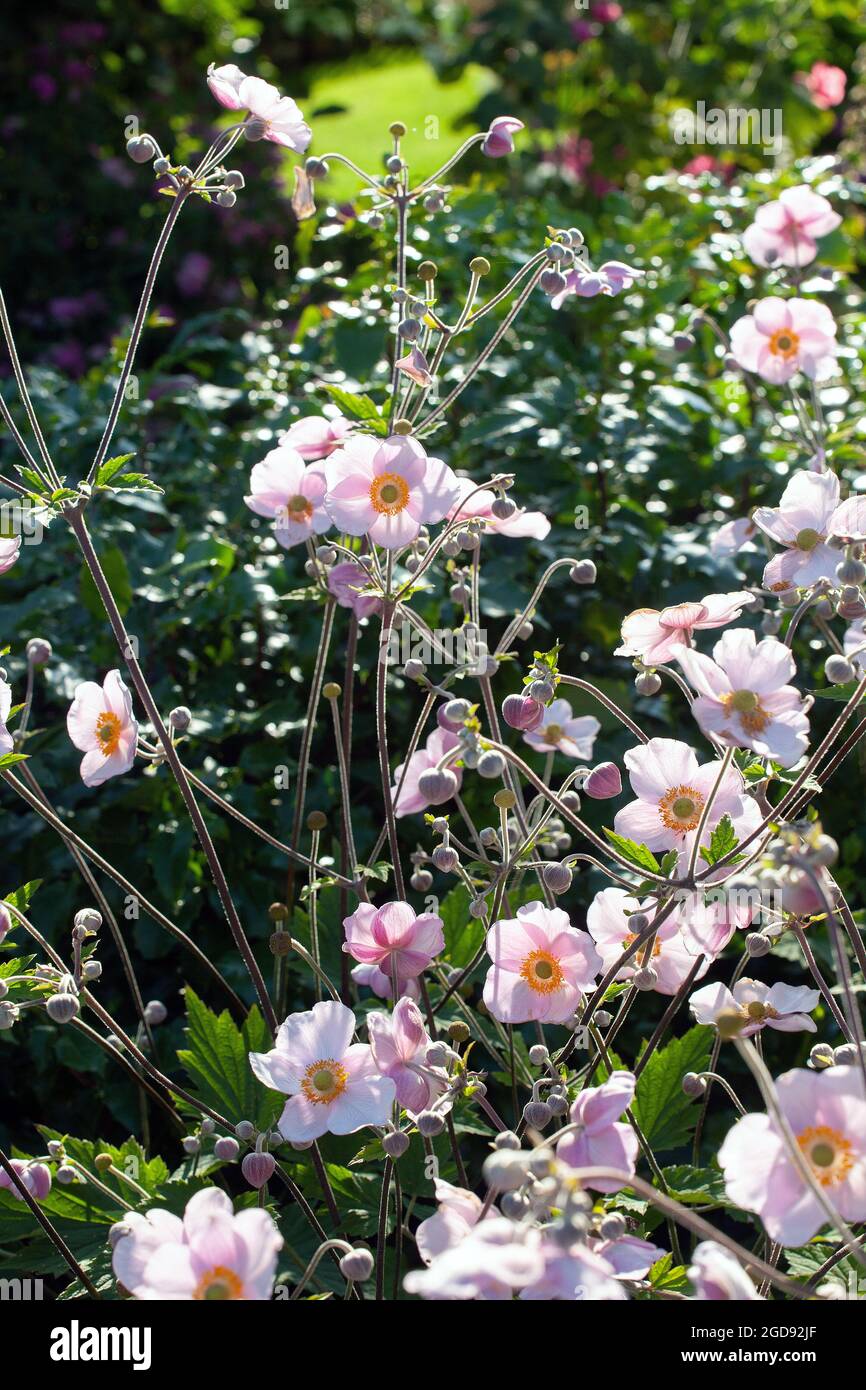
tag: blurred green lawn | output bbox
[303,50,497,197]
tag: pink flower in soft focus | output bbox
[688,1242,762,1300]
[796,62,847,110]
[754,470,843,593]
[690,977,819,1036]
[743,186,841,269]
[244,446,330,550]
[556,1071,638,1192]
[0,903,11,943]
[591,1,622,19]
[323,434,460,550]
[404,1217,544,1300]
[416,1180,490,1264]
[675,891,755,957]
[483,901,601,1024]
[30,74,57,102]
[710,516,756,559]
[111,1187,282,1300]
[367,997,448,1114]
[587,887,710,995]
[0,1159,51,1202]
[342,901,444,990]
[616,591,751,665]
[520,1239,626,1301]
[395,346,434,387]
[249,999,396,1143]
[392,727,462,817]
[543,133,594,180]
[481,117,524,158]
[551,260,642,308]
[682,154,736,181]
[0,536,21,575]
[351,963,419,1001]
[206,64,311,152]
[67,670,138,788]
[613,736,761,860]
[280,412,352,461]
[175,251,212,297]
[327,560,383,619]
[592,1234,665,1280]
[447,478,550,539]
[0,676,12,757]
[827,493,866,541]
[719,1065,866,1245]
[729,298,838,385]
[522,697,600,760]
[676,629,812,767]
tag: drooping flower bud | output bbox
[583,761,622,800]
[241,1151,276,1189]
[501,693,544,732]
[339,1247,375,1281]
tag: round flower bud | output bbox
[584,761,622,800]
[182,1136,200,1155]
[809,834,838,867]
[477,750,505,779]
[523,1100,552,1129]
[448,1021,470,1043]
[491,496,517,520]
[82,960,102,981]
[153,157,170,175]
[682,1071,707,1097]
[526,678,554,704]
[469,257,491,276]
[416,1110,445,1137]
[56,1165,79,1185]
[382,1129,410,1160]
[217,190,237,208]
[502,693,544,732]
[214,1136,240,1161]
[493,1129,521,1150]
[560,790,581,813]
[0,1001,19,1029]
[305,157,329,179]
[482,1149,531,1192]
[825,655,856,685]
[594,1010,613,1028]
[836,556,866,585]
[403,658,426,682]
[599,1212,627,1241]
[746,931,772,958]
[235,1120,256,1141]
[633,966,657,991]
[528,1044,549,1065]
[339,1247,375,1282]
[417,766,459,805]
[398,317,422,342]
[410,869,433,893]
[540,269,568,296]
[809,1043,835,1070]
[74,908,102,933]
[547,1091,568,1116]
[431,844,459,873]
[127,135,157,164]
[144,1000,168,1025]
[542,861,572,895]
[761,612,782,636]
[469,898,488,919]
[386,154,403,174]
[241,1151,276,1189]
[26,638,52,666]
[169,706,191,731]
[834,1043,864,1066]
[635,670,661,696]
[500,1190,529,1219]
[46,993,80,1025]
[627,913,650,933]
[673,332,695,352]
[570,560,597,584]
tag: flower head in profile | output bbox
[249,1000,396,1143]
[67,670,138,787]
[483,901,601,1023]
[342,901,444,991]
[395,346,434,388]
[327,560,383,619]
[0,1159,51,1202]
[729,298,837,384]
[392,726,462,817]
[796,62,847,110]
[690,977,819,1036]
[111,1187,282,1300]
[719,1065,866,1245]
[616,592,751,665]
[753,470,845,593]
[743,185,841,268]
[613,736,761,861]
[481,117,524,158]
[556,1071,638,1192]
[367,996,449,1115]
[415,1180,490,1265]
[244,446,330,549]
[0,536,21,575]
[676,629,812,768]
[279,412,352,461]
[587,887,710,995]
[323,434,460,550]
[710,516,757,560]
[522,697,600,760]
[447,478,550,540]
[206,64,311,151]
[688,1241,762,1300]
[551,260,642,308]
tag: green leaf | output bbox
[699,814,743,868]
[810,683,860,703]
[659,1163,728,1206]
[323,385,384,423]
[177,988,282,1130]
[648,1252,689,1292]
[0,753,29,768]
[105,473,164,493]
[632,1026,714,1152]
[95,453,135,486]
[602,829,660,875]
[3,879,42,913]
[439,882,484,969]
[79,545,132,620]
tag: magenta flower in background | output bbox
[719,1065,866,1245]
[327,560,383,619]
[796,62,847,110]
[0,536,21,575]
[206,64,311,151]
[614,736,761,859]
[112,1188,282,1300]
[520,1239,626,1301]
[616,591,751,664]
[676,629,812,767]
[551,260,642,308]
[66,670,138,788]
[392,726,463,817]
[448,478,550,539]
[415,1180,490,1264]
[323,434,460,549]
[743,185,841,268]
[729,297,838,384]
[587,887,710,994]
[280,412,352,461]
[249,999,396,1143]
[592,1234,665,1280]
[483,901,601,1024]
[244,445,330,549]
[688,1242,762,1300]
[753,469,845,593]
[367,996,448,1114]
[556,1071,639,1192]
[0,1159,51,1202]
[690,977,819,1036]
[522,697,600,760]
[342,900,445,988]
[481,117,524,158]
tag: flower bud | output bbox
[339,1247,375,1281]
[825,655,856,685]
[599,1212,627,1241]
[214,1136,240,1161]
[82,960,102,981]
[633,966,658,991]
[56,1164,78,1185]
[431,844,459,873]
[144,1000,168,1025]
[540,269,568,296]
[182,1136,200,1155]
[570,559,596,584]
[416,1110,445,1137]
[403,658,426,681]
[809,1043,835,1070]
[127,135,157,163]
[491,496,516,520]
[542,861,572,895]
[74,908,102,933]
[382,1129,410,1160]
[241,1151,276,1189]
[523,1100,552,1129]
[836,557,866,585]
[682,1071,707,1097]
[477,750,505,779]
[236,1121,255,1141]
[627,912,649,933]
[46,993,80,1024]
[169,706,191,731]
[547,1091,568,1116]
[493,1129,521,1150]
[26,638,52,666]
[217,190,237,208]
[635,670,661,696]
[529,1044,549,1066]
[482,1149,530,1191]
[410,869,433,892]
[584,761,622,800]
[746,931,772,958]
[502,694,544,732]
[305,157,329,179]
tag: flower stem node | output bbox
[339,1247,375,1281]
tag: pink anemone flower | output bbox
[0,1159,51,1202]
[483,900,601,1024]
[551,261,642,308]
[710,517,757,559]
[522,697,600,760]
[753,469,844,593]
[0,536,21,574]
[689,977,819,1036]
[326,560,383,619]
[481,117,524,158]
[279,412,352,460]
[244,446,330,549]
[392,727,462,817]
[447,478,550,539]
[556,1071,639,1192]
[249,999,396,1143]
[743,185,841,268]
[616,591,751,665]
[729,298,837,385]
[587,887,711,995]
[66,670,138,787]
[323,434,460,550]
[796,62,847,110]
[367,996,449,1115]
[403,1218,544,1300]
[206,64,311,151]
[688,1242,762,1300]
[416,1180,491,1264]
[342,901,444,990]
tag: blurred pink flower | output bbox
[522,697,600,760]
[324,434,459,550]
[0,536,21,575]
[351,963,420,1001]
[416,1180,490,1264]
[729,298,837,384]
[0,677,12,756]
[710,516,757,559]
[447,478,550,539]
[743,186,841,268]
[796,62,847,110]
[754,469,844,592]
[404,1218,544,1300]
[690,977,819,1036]
[367,996,449,1114]
[483,901,601,1024]
[206,64,311,152]
[280,413,352,460]
[175,252,212,297]
[327,560,383,619]
[551,261,642,308]
[689,1242,762,1300]
[556,1071,638,1192]
[0,1159,51,1202]
[616,591,751,664]
[587,887,710,995]
[67,670,138,788]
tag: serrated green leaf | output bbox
[632,1026,713,1152]
[699,813,743,868]
[3,879,42,912]
[602,829,661,874]
[323,385,384,423]
[95,453,135,486]
[177,987,282,1129]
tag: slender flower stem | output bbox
[0,1147,101,1296]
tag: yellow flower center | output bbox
[370,472,410,515]
[194,1266,245,1300]
[795,527,822,551]
[721,689,770,735]
[769,328,800,360]
[796,1125,854,1187]
[544,723,563,745]
[301,1058,348,1105]
[95,712,122,757]
[287,493,313,521]
[623,933,662,964]
[520,948,564,995]
[659,784,705,833]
